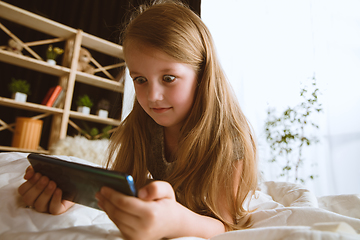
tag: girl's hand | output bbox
[18,166,74,214]
[96,181,181,240]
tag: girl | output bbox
[18,1,258,239]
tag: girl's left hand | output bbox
[96,181,180,240]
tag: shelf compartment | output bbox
[0,49,70,77]
[0,49,124,92]
[0,97,64,114]
[69,111,121,126]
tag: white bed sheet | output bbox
[0,152,359,240]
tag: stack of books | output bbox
[41,85,64,107]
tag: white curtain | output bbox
[202,0,360,196]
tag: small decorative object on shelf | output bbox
[77,48,95,74]
[46,45,64,65]
[97,109,108,118]
[12,117,43,150]
[96,99,110,118]
[76,94,93,115]
[8,78,31,102]
[6,39,23,55]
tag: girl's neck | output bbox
[163,126,180,163]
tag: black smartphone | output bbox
[27,153,137,210]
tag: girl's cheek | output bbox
[135,87,147,102]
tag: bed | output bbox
[0,152,359,240]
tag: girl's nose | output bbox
[147,82,164,102]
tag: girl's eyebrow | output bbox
[129,71,140,77]
[130,68,177,77]
[161,68,176,73]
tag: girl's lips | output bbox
[152,107,171,113]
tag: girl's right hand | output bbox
[18,165,74,214]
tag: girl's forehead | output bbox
[124,41,175,64]
[124,40,151,55]
[123,38,197,73]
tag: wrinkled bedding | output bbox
[0,152,359,240]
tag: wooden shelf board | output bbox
[0,97,64,114]
[0,1,124,59]
[0,2,75,38]
[69,111,121,126]
[0,49,70,76]
[0,146,50,154]
[82,32,124,59]
[76,71,124,93]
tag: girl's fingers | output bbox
[18,172,41,196]
[33,180,56,212]
[96,192,137,235]
[18,168,75,214]
[98,181,175,217]
[99,187,147,216]
[24,166,34,180]
[138,181,175,201]
[48,188,62,213]
[98,183,178,240]
[48,188,74,215]
[97,187,148,221]
[21,175,50,207]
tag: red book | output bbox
[41,86,56,105]
[45,85,62,107]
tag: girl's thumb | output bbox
[138,181,175,201]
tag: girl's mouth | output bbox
[152,107,171,113]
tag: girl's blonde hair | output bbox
[107,0,258,230]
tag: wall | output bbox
[202,0,360,196]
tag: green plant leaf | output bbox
[76,94,93,108]
[8,78,31,95]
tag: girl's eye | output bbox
[133,76,147,84]
[163,75,176,83]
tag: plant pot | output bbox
[12,92,27,102]
[47,59,56,65]
[97,109,108,118]
[11,117,43,150]
[77,106,90,115]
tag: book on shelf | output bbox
[52,89,65,108]
[41,87,55,105]
[41,85,62,107]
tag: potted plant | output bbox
[96,99,110,118]
[8,78,31,102]
[80,122,113,140]
[264,77,323,183]
[46,45,64,65]
[76,94,93,115]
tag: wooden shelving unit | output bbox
[0,2,127,153]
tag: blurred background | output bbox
[202,0,360,196]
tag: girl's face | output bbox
[124,42,198,131]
